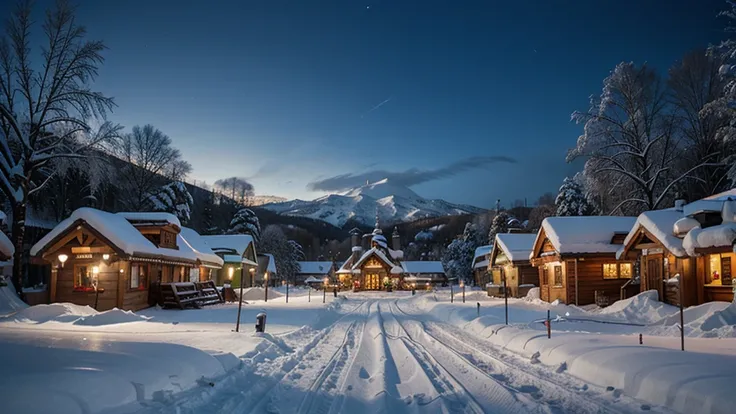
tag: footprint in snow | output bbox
[359,367,370,379]
[612,389,622,398]
[347,385,353,391]
[641,404,651,411]
[606,386,615,392]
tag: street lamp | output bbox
[249,267,255,287]
[58,254,68,268]
[264,272,269,302]
[235,267,248,333]
[323,277,328,303]
[460,281,465,303]
[451,282,454,303]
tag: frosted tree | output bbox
[527,205,556,231]
[146,181,194,224]
[0,1,122,296]
[668,50,732,199]
[555,176,597,216]
[214,177,254,205]
[227,208,261,242]
[568,62,716,215]
[284,240,305,282]
[200,190,217,235]
[488,212,509,245]
[441,223,479,284]
[116,124,188,210]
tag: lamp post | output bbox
[460,280,465,303]
[235,267,249,333]
[323,277,328,303]
[92,266,100,310]
[264,272,269,302]
[503,270,509,325]
[58,254,68,268]
[451,282,454,303]
[285,271,289,303]
[249,267,255,288]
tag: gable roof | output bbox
[473,245,492,261]
[201,234,257,266]
[616,209,686,259]
[116,212,181,229]
[401,261,445,274]
[533,216,637,257]
[352,247,395,270]
[297,261,333,275]
[179,227,224,267]
[493,233,537,264]
[30,208,197,263]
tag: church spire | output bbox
[373,209,383,235]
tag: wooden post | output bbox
[50,266,58,303]
[680,276,685,351]
[546,309,551,338]
[504,270,509,325]
[235,270,245,332]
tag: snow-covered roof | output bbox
[0,231,13,259]
[297,261,333,275]
[474,245,492,260]
[178,227,224,267]
[352,247,395,270]
[202,235,255,258]
[536,216,637,256]
[263,253,277,273]
[616,209,686,259]
[683,223,736,255]
[304,276,324,283]
[30,208,197,262]
[116,212,181,228]
[390,265,404,274]
[223,254,258,266]
[495,233,537,263]
[401,261,445,274]
[473,259,489,269]
[372,234,388,249]
[388,248,404,260]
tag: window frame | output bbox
[129,263,149,291]
[553,265,563,287]
[73,264,92,290]
[603,263,633,280]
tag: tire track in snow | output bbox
[393,299,671,414]
[383,300,531,413]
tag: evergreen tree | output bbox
[227,208,262,242]
[441,223,479,284]
[201,190,217,235]
[555,176,596,217]
[147,181,194,224]
[488,212,509,245]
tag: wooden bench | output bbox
[160,282,202,309]
[195,280,224,306]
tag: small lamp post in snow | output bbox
[450,282,454,303]
[323,277,328,303]
[264,272,269,302]
[460,280,465,303]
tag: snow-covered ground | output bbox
[1,287,736,413]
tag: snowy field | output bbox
[1,286,736,414]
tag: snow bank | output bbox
[236,287,284,301]
[597,290,678,324]
[7,303,149,325]
[0,278,27,316]
[650,301,736,338]
[524,287,540,301]
[73,308,150,326]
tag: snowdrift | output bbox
[0,278,28,316]
[236,287,284,301]
[596,290,677,324]
[7,303,150,325]
[650,300,736,338]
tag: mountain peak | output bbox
[343,178,420,200]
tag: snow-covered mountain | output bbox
[262,179,485,227]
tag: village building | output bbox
[0,227,14,279]
[529,216,636,305]
[296,261,335,286]
[29,208,223,311]
[471,245,492,286]
[178,227,226,282]
[202,235,258,287]
[337,221,446,291]
[488,233,538,297]
[256,253,278,286]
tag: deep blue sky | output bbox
[4,1,728,207]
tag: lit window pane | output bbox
[620,263,632,278]
[603,264,618,279]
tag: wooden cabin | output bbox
[680,198,736,303]
[616,208,698,306]
[472,245,492,286]
[256,253,278,286]
[529,216,636,305]
[30,209,200,311]
[178,227,225,282]
[201,235,258,287]
[489,233,538,297]
[296,261,335,286]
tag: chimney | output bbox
[392,227,401,251]
[349,228,361,248]
[674,192,688,212]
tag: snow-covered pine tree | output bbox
[147,181,194,224]
[201,190,217,235]
[488,212,509,245]
[441,223,478,284]
[227,208,262,242]
[555,176,596,217]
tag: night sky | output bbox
[3,0,728,207]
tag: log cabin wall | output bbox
[567,257,633,305]
[518,263,539,287]
[539,261,567,304]
[54,259,122,311]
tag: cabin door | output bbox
[365,273,380,290]
[647,256,663,300]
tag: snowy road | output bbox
[194,297,665,414]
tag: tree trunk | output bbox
[11,201,26,301]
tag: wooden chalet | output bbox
[202,235,258,287]
[616,207,697,306]
[296,261,335,286]
[256,253,278,286]
[489,233,538,297]
[472,245,492,286]
[30,209,204,311]
[530,216,636,305]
